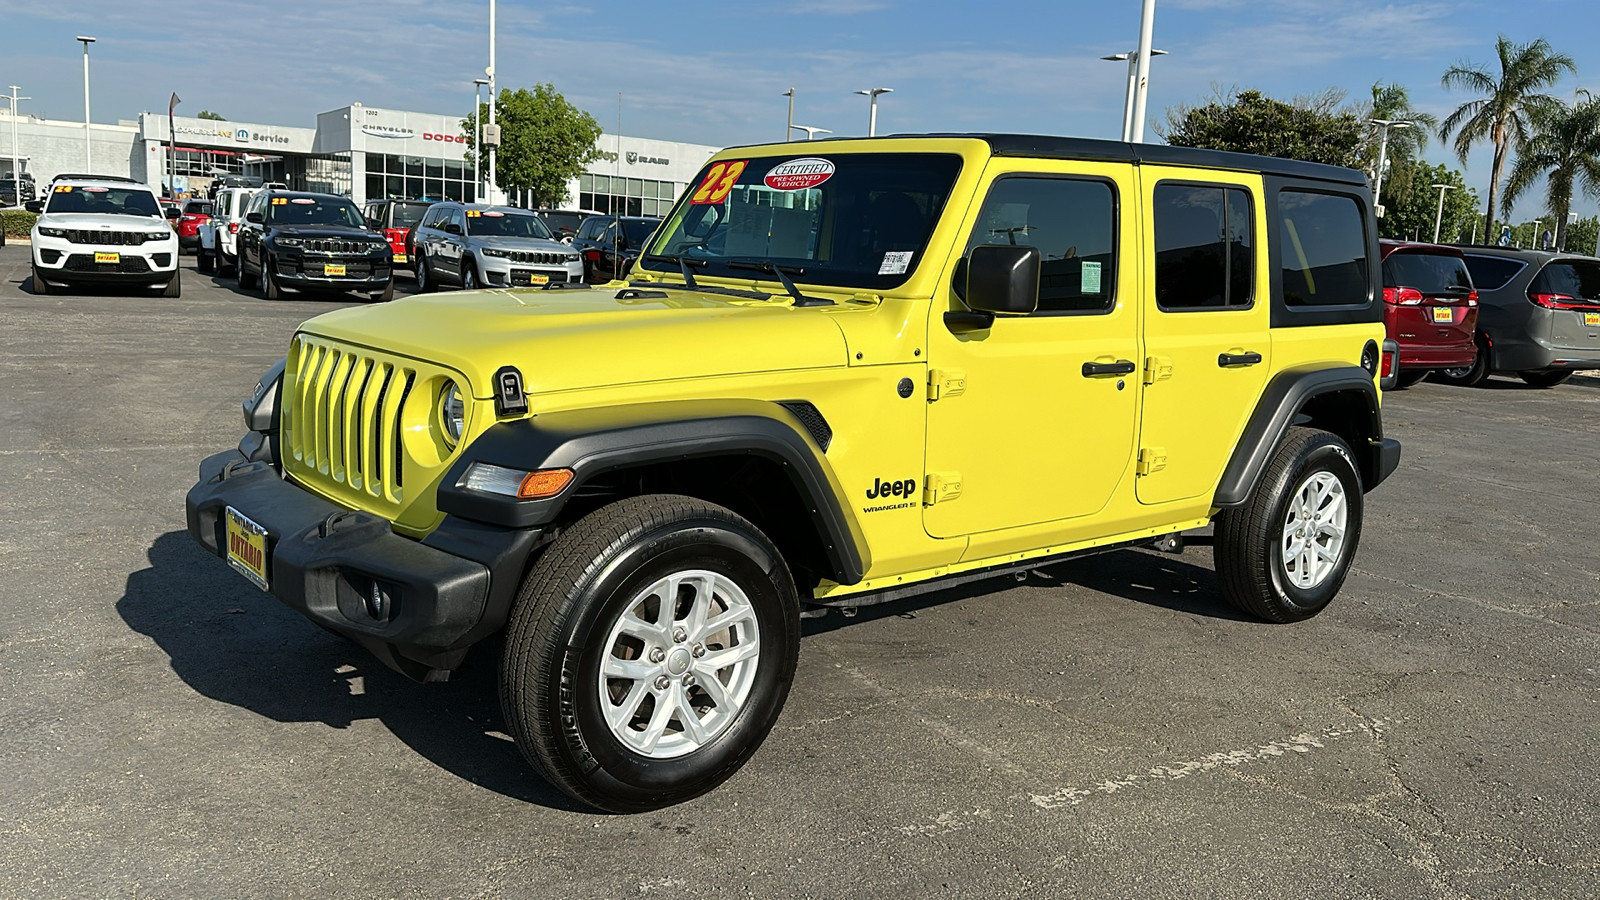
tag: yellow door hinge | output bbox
[927,369,967,401]
[1136,448,1168,475]
[923,471,964,505]
[1143,356,1173,385]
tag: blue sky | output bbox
[3,0,1598,217]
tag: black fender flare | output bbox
[435,399,869,586]
[1213,364,1400,507]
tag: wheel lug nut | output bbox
[682,674,697,687]
[648,648,666,664]
[672,627,687,643]
[653,675,670,690]
[691,643,706,658]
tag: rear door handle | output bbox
[1218,351,1263,368]
[1082,359,1137,377]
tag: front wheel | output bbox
[161,267,182,298]
[238,254,258,290]
[262,254,283,300]
[500,495,800,813]
[1518,370,1573,388]
[370,277,394,303]
[461,256,479,291]
[30,264,52,295]
[197,248,215,274]
[1214,427,1364,623]
[415,255,433,292]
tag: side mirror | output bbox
[444,222,463,235]
[966,244,1039,315]
[24,200,43,213]
[246,211,263,224]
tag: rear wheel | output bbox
[1519,370,1573,388]
[1393,370,1427,389]
[500,494,800,812]
[1432,339,1489,387]
[1214,427,1363,623]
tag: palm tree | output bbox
[1502,100,1600,249]
[1359,82,1437,210]
[1439,36,1577,240]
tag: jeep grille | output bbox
[303,238,373,254]
[62,229,153,245]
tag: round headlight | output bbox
[440,382,465,445]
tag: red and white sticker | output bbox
[291,198,316,204]
[483,211,505,217]
[82,186,109,192]
[764,157,834,191]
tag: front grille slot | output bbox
[304,239,371,254]
[507,250,570,265]
[64,230,148,245]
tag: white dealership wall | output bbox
[0,110,141,185]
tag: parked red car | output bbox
[176,199,214,254]
[1379,240,1480,388]
[363,199,433,271]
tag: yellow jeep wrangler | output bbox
[187,134,1401,812]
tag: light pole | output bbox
[1368,118,1411,217]
[1431,182,1456,243]
[485,0,497,206]
[855,88,892,137]
[77,36,96,173]
[783,88,794,142]
[791,126,831,140]
[1101,49,1167,141]
[1129,0,1158,143]
[473,78,488,201]
[6,86,30,201]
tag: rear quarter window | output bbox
[1279,191,1369,306]
[1462,255,1526,291]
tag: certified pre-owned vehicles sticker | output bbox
[764,158,834,191]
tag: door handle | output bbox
[1218,351,1263,368]
[1082,359,1137,377]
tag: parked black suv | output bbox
[571,214,662,282]
[237,191,394,301]
[530,208,592,243]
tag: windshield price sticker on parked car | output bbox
[690,160,749,205]
[291,198,316,205]
[82,187,108,193]
[764,158,835,191]
[53,185,73,193]
[271,198,288,205]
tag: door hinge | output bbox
[927,368,967,402]
[923,471,964,505]
[1143,356,1173,384]
[1136,448,1168,476]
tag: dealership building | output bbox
[1,103,721,214]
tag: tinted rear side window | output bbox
[1462,255,1526,291]
[1383,251,1473,294]
[1153,183,1253,310]
[1530,261,1600,304]
[1279,191,1368,306]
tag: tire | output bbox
[1214,427,1364,623]
[370,277,394,303]
[461,256,479,291]
[197,248,215,274]
[161,267,181,298]
[1518,370,1573,388]
[238,255,258,290]
[263,255,283,300]
[415,255,433,293]
[30,264,52,295]
[1432,340,1489,387]
[500,494,801,813]
[1393,370,1427,389]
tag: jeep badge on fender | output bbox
[186,133,1399,814]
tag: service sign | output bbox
[764,158,834,191]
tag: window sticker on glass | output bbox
[764,158,835,191]
[1081,260,1102,294]
[54,185,73,193]
[83,186,109,193]
[291,198,316,205]
[690,160,749,205]
[879,250,914,275]
[270,198,288,205]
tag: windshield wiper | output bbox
[725,261,834,307]
[643,253,705,289]
[636,254,771,300]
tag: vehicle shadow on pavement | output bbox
[117,531,592,813]
[803,547,1248,636]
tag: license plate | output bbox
[527,274,549,285]
[1585,312,1600,327]
[94,252,120,264]
[323,264,346,276]
[1432,307,1453,323]
[224,506,269,591]
[392,253,407,263]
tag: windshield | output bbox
[1383,251,1472,295]
[46,186,162,217]
[465,210,553,239]
[391,202,430,227]
[644,152,963,289]
[267,197,367,228]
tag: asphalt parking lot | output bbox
[1,242,1597,898]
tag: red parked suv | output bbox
[362,199,433,272]
[176,199,214,254]
[1379,240,1479,388]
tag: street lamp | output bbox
[1129,0,1158,143]
[473,77,489,201]
[485,0,498,205]
[1101,48,1167,142]
[77,36,95,173]
[1368,118,1412,217]
[854,88,892,137]
[1431,182,1456,243]
[782,88,794,142]
[791,126,832,140]
[5,86,30,202]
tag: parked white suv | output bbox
[198,186,264,278]
[28,176,181,297]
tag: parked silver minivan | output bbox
[1443,247,1600,387]
[412,203,583,291]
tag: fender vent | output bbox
[779,401,832,452]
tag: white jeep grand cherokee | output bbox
[29,176,181,297]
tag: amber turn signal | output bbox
[517,468,574,499]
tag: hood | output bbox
[472,235,570,253]
[37,212,166,232]
[298,286,849,399]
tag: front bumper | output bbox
[1397,343,1478,369]
[32,233,179,285]
[478,254,583,288]
[186,449,538,678]
[272,251,392,290]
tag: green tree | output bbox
[1567,215,1599,255]
[1439,35,1577,242]
[1162,89,1363,167]
[1501,99,1600,249]
[1356,82,1438,212]
[462,84,601,207]
[1377,160,1479,243]
[196,110,225,121]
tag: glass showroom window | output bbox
[366,152,477,203]
[579,174,680,216]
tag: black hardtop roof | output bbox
[728,133,1369,187]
